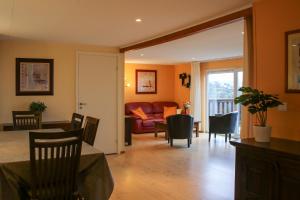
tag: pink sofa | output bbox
[125,101,178,134]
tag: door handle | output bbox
[79,103,87,106]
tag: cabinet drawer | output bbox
[277,159,300,200]
[236,151,276,200]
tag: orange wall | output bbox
[200,58,243,131]
[124,63,175,103]
[174,63,191,108]
[253,0,300,140]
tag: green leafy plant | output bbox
[234,87,282,127]
[29,101,47,113]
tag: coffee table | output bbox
[194,121,200,137]
[154,121,201,139]
[154,121,168,139]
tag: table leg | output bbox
[154,126,158,137]
[165,130,169,140]
[196,122,199,137]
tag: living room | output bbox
[124,19,244,139]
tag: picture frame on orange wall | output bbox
[136,70,157,94]
[285,29,300,93]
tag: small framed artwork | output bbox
[136,70,157,94]
[286,29,300,93]
[16,58,54,96]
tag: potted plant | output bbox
[234,87,282,142]
[183,101,191,114]
[29,101,47,122]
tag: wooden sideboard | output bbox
[230,138,300,200]
[1,121,71,131]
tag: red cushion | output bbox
[142,118,164,127]
[152,102,178,113]
[142,120,154,127]
[148,113,163,119]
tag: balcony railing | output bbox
[208,98,241,116]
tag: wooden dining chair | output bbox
[70,113,84,130]
[12,111,41,130]
[83,116,100,146]
[29,129,84,200]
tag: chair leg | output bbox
[225,133,227,142]
[229,133,231,141]
[170,138,173,147]
[188,139,190,148]
[209,132,211,142]
[165,130,169,140]
[214,133,216,138]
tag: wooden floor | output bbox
[107,133,236,200]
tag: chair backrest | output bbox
[71,113,84,130]
[29,129,83,200]
[167,114,194,139]
[83,116,100,146]
[209,112,238,133]
[12,111,40,130]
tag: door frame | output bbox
[76,51,124,154]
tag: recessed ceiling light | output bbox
[135,18,142,22]
[241,31,245,35]
[292,44,297,47]
[192,57,196,60]
[140,54,144,56]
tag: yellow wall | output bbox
[174,63,191,108]
[0,39,118,124]
[253,0,300,140]
[200,58,243,131]
[124,63,175,103]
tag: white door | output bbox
[77,52,118,154]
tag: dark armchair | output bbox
[167,114,194,148]
[209,112,238,142]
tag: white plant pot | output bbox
[253,126,272,142]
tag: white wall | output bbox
[0,39,119,124]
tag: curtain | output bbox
[240,17,254,139]
[190,62,201,122]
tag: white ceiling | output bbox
[0,0,252,47]
[125,20,244,64]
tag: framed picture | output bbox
[16,58,54,96]
[286,29,300,93]
[136,70,157,94]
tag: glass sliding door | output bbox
[206,69,243,134]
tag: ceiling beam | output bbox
[120,7,252,53]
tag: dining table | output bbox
[0,129,114,200]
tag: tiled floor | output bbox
[107,133,236,200]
